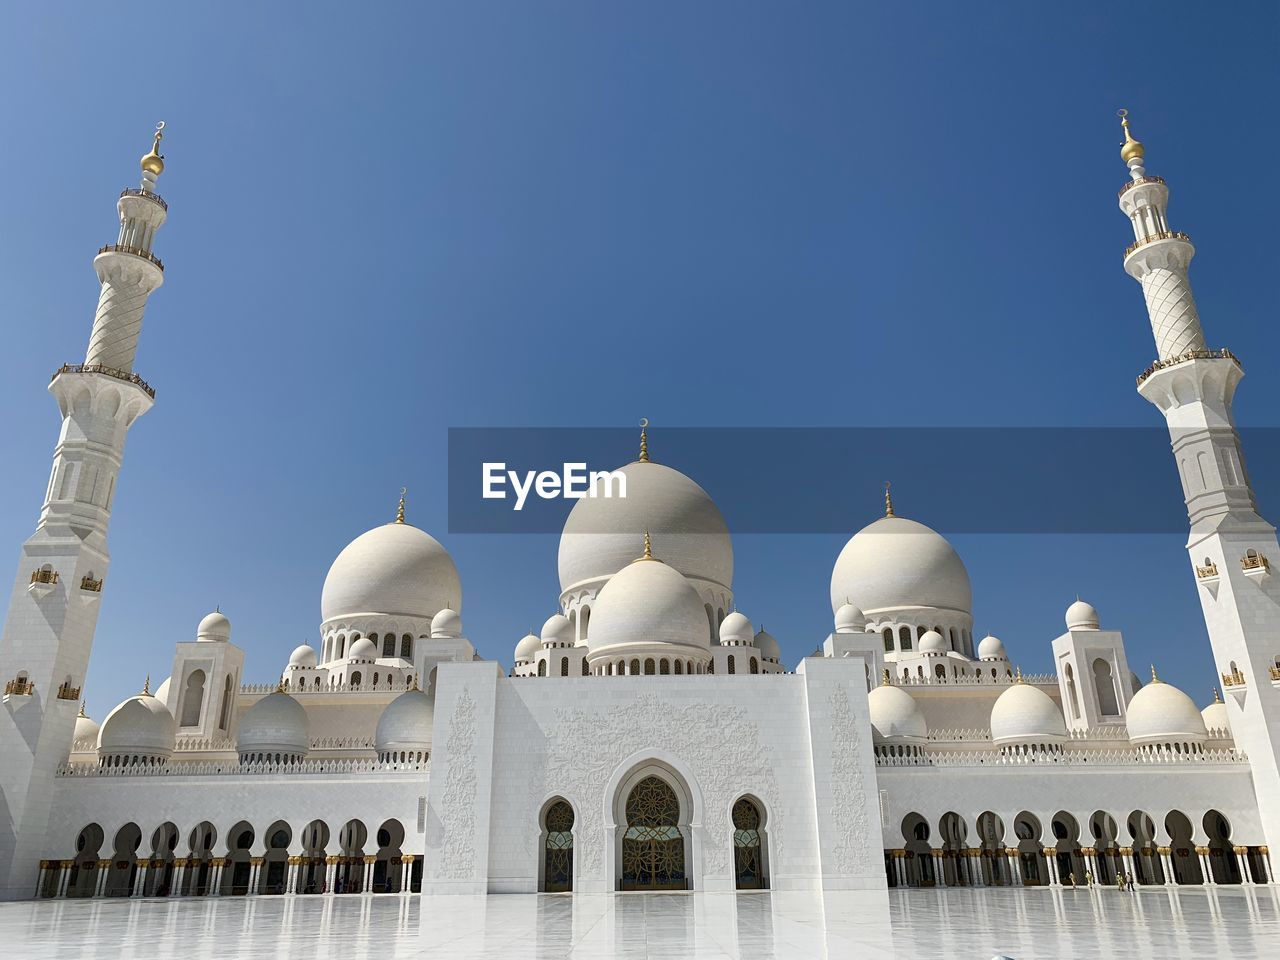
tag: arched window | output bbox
[644,658,656,675]
[934,663,946,680]
[180,670,206,727]
[630,659,640,675]
[883,628,894,652]
[582,657,588,675]
[1092,658,1120,716]
[382,634,395,657]
[351,671,362,688]
[542,800,575,892]
[1065,663,1081,721]
[899,626,913,652]
[538,661,547,677]
[674,660,684,675]
[560,658,569,677]
[733,798,766,889]
[401,634,413,659]
[218,675,234,731]
[727,655,736,674]
[749,658,759,674]
[659,659,670,675]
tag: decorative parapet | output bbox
[120,187,168,212]
[55,756,429,778]
[30,568,59,585]
[56,682,81,701]
[310,736,375,750]
[1196,561,1219,579]
[1222,666,1247,688]
[1268,665,1280,683]
[52,363,156,399]
[1124,229,1191,258]
[1117,175,1166,198]
[96,243,163,271]
[79,576,104,593]
[888,671,1055,687]
[244,679,419,695]
[4,677,35,697]
[1136,347,1240,386]
[173,737,236,752]
[875,746,1248,768]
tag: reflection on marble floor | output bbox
[2,886,1279,959]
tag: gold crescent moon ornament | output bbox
[396,488,407,524]
[638,419,650,462]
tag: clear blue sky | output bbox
[1,2,1277,719]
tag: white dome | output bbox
[540,613,573,646]
[1201,697,1229,735]
[431,607,462,639]
[73,710,100,745]
[830,516,971,617]
[236,691,309,757]
[588,557,710,653]
[868,684,928,744]
[289,644,317,668]
[514,633,541,663]
[197,610,230,642]
[719,612,753,645]
[558,461,732,593]
[98,693,176,758]
[754,629,780,662]
[153,676,171,703]
[376,688,434,753]
[990,682,1068,744]
[1065,599,1100,631]
[919,630,946,654]
[1126,678,1207,745]
[834,603,866,633]
[321,522,461,623]
[977,634,1007,660]
[349,637,377,660]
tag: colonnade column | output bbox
[94,861,111,897]
[324,857,337,894]
[209,858,224,896]
[1158,847,1175,885]
[57,862,73,898]
[1007,849,1022,885]
[1044,848,1059,886]
[132,860,147,897]
[400,856,411,892]
[1197,848,1215,885]
[285,857,299,895]
[1234,847,1253,884]
[969,850,983,886]
[931,849,943,887]
[33,862,48,898]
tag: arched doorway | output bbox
[67,823,104,898]
[1204,810,1243,884]
[901,813,935,887]
[337,819,367,893]
[1165,811,1203,884]
[373,819,405,892]
[1089,810,1121,885]
[105,823,142,897]
[977,811,1007,886]
[185,822,217,895]
[1014,811,1048,885]
[147,822,179,896]
[939,812,969,886]
[620,776,686,890]
[1051,811,1085,887]
[223,822,255,895]
[732,797,767,889]
[1127,810,1164,885]
[298,820,329,894]
[260,821,291,894]
[541,799,575,892]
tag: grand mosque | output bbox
[1,114,1279,909]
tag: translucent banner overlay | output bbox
[447,427,1277,534]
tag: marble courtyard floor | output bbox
[2,886,1278,958]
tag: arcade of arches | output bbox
[887,809,1271,889]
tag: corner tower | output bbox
[1119,111,1280,853]
[0,125,169,899]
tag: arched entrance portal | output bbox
[542,799,575,892]
[732,797,767,889]
[621,776,687,890]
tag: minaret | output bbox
[1121,110,1280,855]
[0,125,168,900]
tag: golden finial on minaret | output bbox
[1117,109,1144,163]
[1015,666,1024,684]
[1150,664,1161,683]
[882,668,892,687]
[642,529,653,560]
[142,675,151,696]
[78,701,87,718]
[1213,686,1222,703]
[141,121,166,177]
[884,481,894,518]
[638,418,650,463]
[396,487,407,524]
[277,678,288,694]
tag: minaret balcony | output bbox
[1124,230,1191,259]
[119,187,168,212]
[56,681,82,701]
[3,676,35,700]
[96,243,164,271]
[51,363,156,399]
[1269,665,1280,687]
[1241,551,1271,584]
[1222,667,1247,689]
[79,576,104,602]
[1195,562,1220,598]
[1117,175,1165,198]
[28,567,59,598]
[1135,347,1241,387]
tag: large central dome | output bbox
[558,460,732,593]
[321,522,461,623]
[829,516,971,617]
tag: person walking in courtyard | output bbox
[1068,872,1076,889]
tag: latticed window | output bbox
[543,800,574,892]
[733,797,765,889]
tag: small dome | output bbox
[321,522,461,624]
[98,692,176,758]
[919,630,947,654]
[236,691,309,758]
[834,603,866,633]
[348,637,378,660]
[830,516,971,618]
[376,688,434,754]
[197,610,231,642]
[1201,698,1229,735]
[754,629,780,662]
[540,613,573,646]
[515,633,541,663]
[868,683,927,744]
[431,607,462,639]
[990,682,1067,745]
[73,709,100,746]
[1126,676,1207,745]
[153,676,172,704]
[977,634,1007,660]
[588,556,710,654]
[289,644,318,668]
[1065,599,1100,631]
[719,612,753,645]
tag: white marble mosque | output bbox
[2,115,1280,954]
